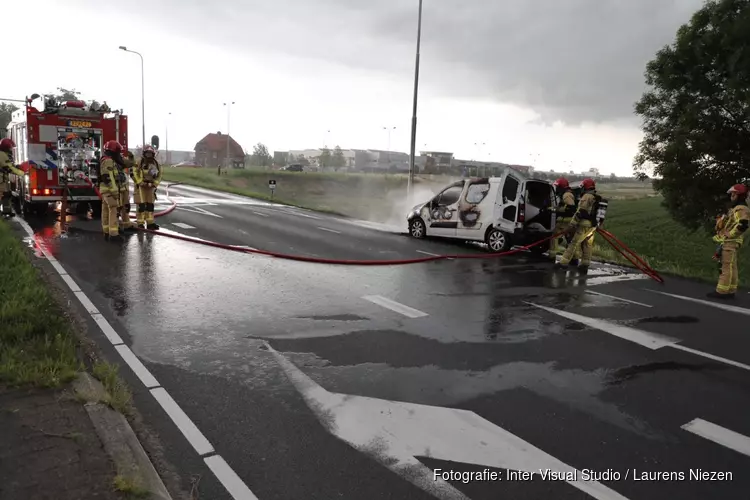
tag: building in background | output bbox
[157,150,194,165]
[194,132,245,168]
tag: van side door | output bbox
[456,178,491,239]
[493,174,522,233]
[427,181,465,238]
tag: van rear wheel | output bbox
[486,228,510,253]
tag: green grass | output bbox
[92,362,133,415]
[0,220,81,387]
[113,475,149,498]
[594,196,749,285]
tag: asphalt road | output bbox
[18,184,750,500]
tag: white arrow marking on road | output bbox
[526,303,750,372]
[585,290,653,308]
[176,206,223,218]
[647,290,750,316]
[266,343,630,500]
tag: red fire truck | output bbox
[5,94,128,216]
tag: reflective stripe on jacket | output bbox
[134,159,162,186]
[716,204,750,245]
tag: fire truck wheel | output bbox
[74,202,89,215]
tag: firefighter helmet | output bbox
[103,140,122,154]
[728,184,749,196]
[553,177,569,189]
[0,138,15,152]
[581,178,596,190]
[143,145,155,158]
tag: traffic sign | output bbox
[269,179,276,190]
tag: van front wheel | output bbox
[409,217,426,239]
[486,228,510,253]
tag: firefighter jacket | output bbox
[134,159,162,187]
[99,155,123,193]
[0,151,24,180]
[556,190,576,220]
[714,203,750,246]
[570,190,598,228]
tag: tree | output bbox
[251,142,272,167]
[0,103,18,133]
[53,88,80,101]
[319,147,331,169]
[332,145,346,170]
[634,0,750,231]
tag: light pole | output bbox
[407,0,424,198]
[223,101,235,171]
[118,46,145,148]
[383,126,396,164]
[165,112,172,165]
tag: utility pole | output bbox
[224,101,235,173]
[407,0,424,199]
[118,46,145,148]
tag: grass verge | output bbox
[113,475,149,498]
[93,362,133,415]
[0,220,81,387]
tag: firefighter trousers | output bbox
[119,188,134,228]
[549,218,581,261]
[560,223,595,266]
[101,190,120,236]
[717,242,740,295]
[1,181,12,214]
[137,184,156,224]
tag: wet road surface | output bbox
[17,185,750,500]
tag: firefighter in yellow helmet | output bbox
[99,140,126,241]
[0,138,24,218]
[134,145,162,229]
[708,183,750,299]
[555,178,598,274]
[549,177,581,264]
[118,151,136,232]
[126,150,142,227]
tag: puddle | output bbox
[607,361,721,385]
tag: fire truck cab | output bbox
[5,94,128,216]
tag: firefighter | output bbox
[118,151,136,232]
[549,177,581,264]
[99,140,126,241]
[0,138,24,218]
[126,150,141,227]
[134,145,162,230]
[708,183,750,299]
[555,178,598,274]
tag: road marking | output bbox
[416,250,440,257]
[176,205,223,218]
[585,290,653,308]
[284,210,321,220]
[582,273,648,286]
[251,211,269,217]
[61,273,82,292]
[171,222,196,229]
[648,290,750,316]
[682,419,750,457]
[362,295,428,318]
[13,218,258,500]
[150,388,215,456]
[671,344,750,371]
[268,343,630,500]
[526,303,677,349]
[526,303,750,372]
[205,455,260,500]
[317,226,341,234]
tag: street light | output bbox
[223,101,235,170]
[118,46,145,149]
[165,112,172,165]
[383,126,396,164]
[407,0,424,199]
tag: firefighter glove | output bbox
[712,234,724,244]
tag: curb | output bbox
[73,373,172,500]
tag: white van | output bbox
[406,171,556,252]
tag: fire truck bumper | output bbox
[27,195,101,202]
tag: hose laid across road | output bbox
[80,178,665,281]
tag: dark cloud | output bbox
[86,0,704,125]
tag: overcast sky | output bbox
[5,0,703,174]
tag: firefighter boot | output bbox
[578,265,589,275]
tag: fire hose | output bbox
[81,177,664,282]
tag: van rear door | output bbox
[493,172,522,233]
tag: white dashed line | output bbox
[171,222,196,229]
[251,211,269,217]
[204,456,260,499]
[317,227,341,234]
[416,250,440,257]
[362,295,428,319]
[585,290,653,308]
[150,387,215,456]
[682,419,750,457]
[13,218,257,500]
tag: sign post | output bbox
[269,179,276,201]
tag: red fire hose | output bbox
[82,177,664,281]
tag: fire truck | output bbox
[5,94,128,216]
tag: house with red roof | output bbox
[194,131,245,168]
